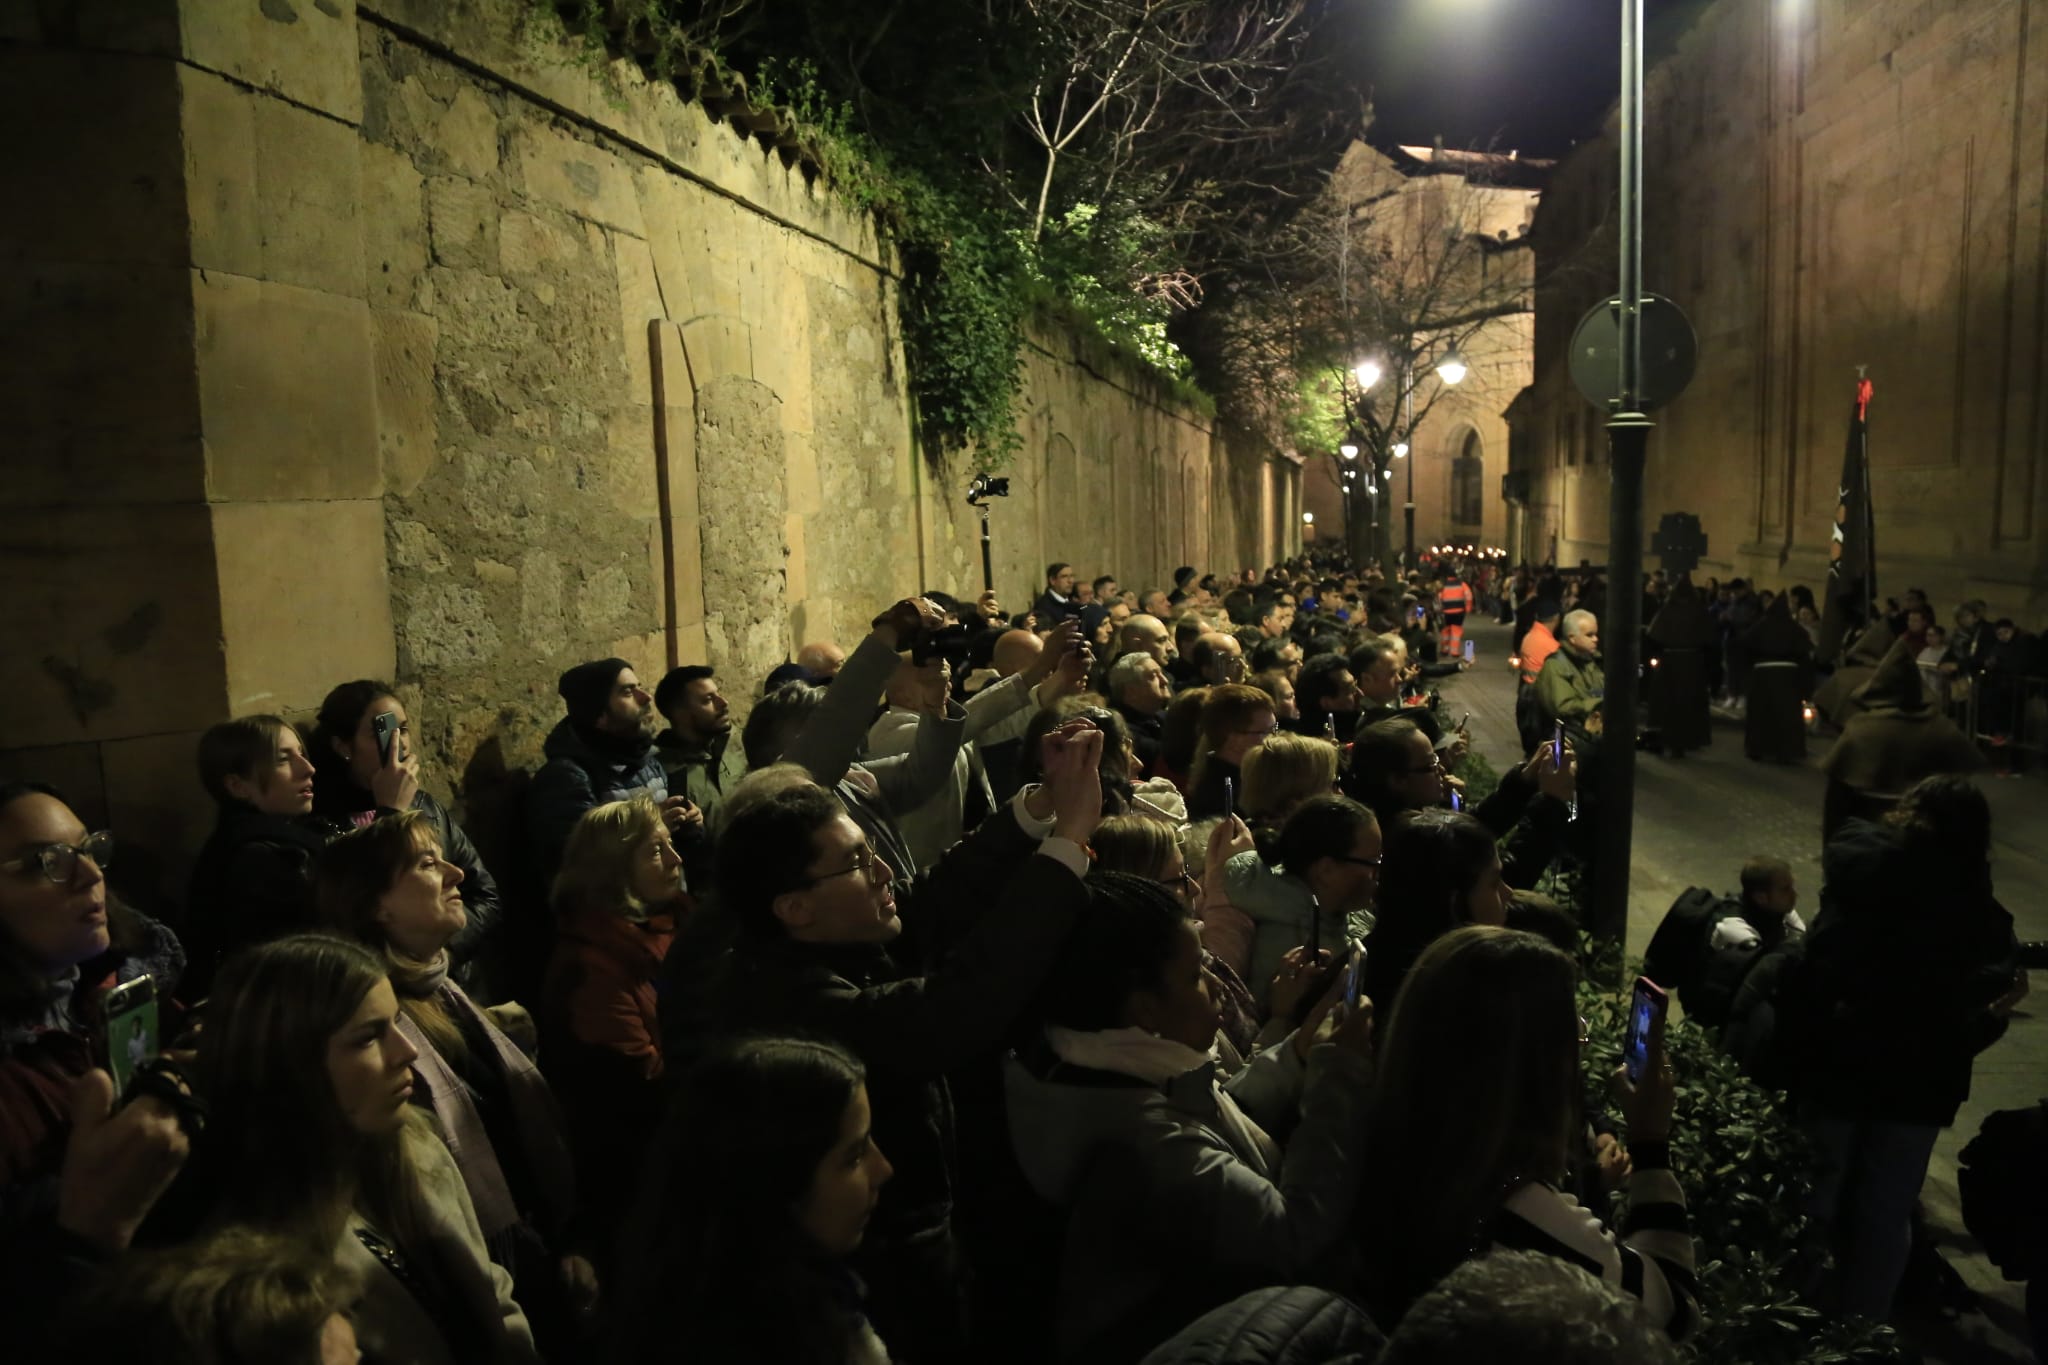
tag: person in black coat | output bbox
[1647,575,1714,756]
[182,716,333,998]
[1031,562,1084,628]
[698,722,1104,1362]
[1773,775,2027,1321]
[309,680,505,1000]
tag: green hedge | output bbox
[1577,955,1912,1364]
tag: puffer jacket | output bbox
[1136,1286,1382,1365]
[525,719,668,881]
[182,804,334,999]
[1005,1035,1372,1363]
[1223,853,1371,988]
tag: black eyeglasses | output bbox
[1159,870,1200,897]
[1333,853,1382,869]
[798,842,887,889]
[1406,757,1446,776]
[2,831,114,885]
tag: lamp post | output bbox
[1593,0,1653,954]
[1399,349,1466,570]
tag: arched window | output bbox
[1451,429,1484,527]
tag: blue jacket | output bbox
[526,719,668,882]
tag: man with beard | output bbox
[529,657,682,882]
[655,664,744,887]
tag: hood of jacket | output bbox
[1224,851,1311,923]
[1648,578,1715,648]
[1851,638,1928,714]
[1005,1048,1217,1204]
[542,714,657,774]
[1135,1286,1383,1365]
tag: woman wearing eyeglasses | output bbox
[1223,794,1382,989]
[1,779,192,1347]
[1186,685,1279,821]
[1355,926,1696,1338]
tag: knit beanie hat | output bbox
[559,658,631,724]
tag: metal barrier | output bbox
[1963,673,2048,771]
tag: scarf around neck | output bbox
[387,950,451,1001]
[1046,1025,1213,1085]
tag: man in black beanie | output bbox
[526,657,682,887]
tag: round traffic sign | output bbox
[1570,293,1698,412]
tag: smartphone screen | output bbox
[1463,639,1476,664]
[1623,977,1667,1085]
[373,710,399,765]
[103,975,159,1099]
[1222,776,1235,821]
[1342,940,1367,1008]
[1553,719,1564,770]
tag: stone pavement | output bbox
[1435,617,2044,1364]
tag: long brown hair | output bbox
[197,935,433,1254]
[316,811,466,1062]
[1356,925,1582,1324]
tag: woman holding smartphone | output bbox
[1005,871,1374,1363]
[1355,925,1697,1338]
[196,933,537,1364]
[311,680,504,999]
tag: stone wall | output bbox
[1512,0,2048,618]
[1,0,1288,907]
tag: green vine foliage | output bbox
[529,5,1206,468]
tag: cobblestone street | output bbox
[1437,616,2045,1364]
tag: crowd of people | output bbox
[1,545,2035,1364]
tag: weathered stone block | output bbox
[360,139,428,310]
[374,308,439,495]
[426,175,500,271]
[179,0,363,125]
[3,46,188,267]
[253,90,365,296]
[212,499,394,714]
[2,261,205,507]
[438,85,501,180]
[499,207,582,280]
[195,271,381,501]
[0,503,226,749]
[510,123,645,237]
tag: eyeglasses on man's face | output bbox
[2,831,114,885]
[1333,854,1381,870]
[799,841,888,889]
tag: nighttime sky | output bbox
[1349,0,1694,159]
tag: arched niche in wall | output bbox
[1448,424,1485,531]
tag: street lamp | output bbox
[1435,348,1468,387]
[1392,442,1409,458]
[1354,359,1383,391]
[1302,511,1313,524]
[1339,442,1359,460]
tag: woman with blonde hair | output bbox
[1238,732,1339,829]
[196,934,536,1363]
[543,795,682,1246]
[319,813,587,1354]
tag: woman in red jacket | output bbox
[543,796,682,1252]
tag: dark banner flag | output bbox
[1816,376,1876,662]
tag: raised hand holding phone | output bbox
[1617,982,1676,1142]
[369,718,420,812]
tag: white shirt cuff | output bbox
[1012,784,1057,838]
[1036,836,1090,878]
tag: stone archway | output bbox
[1448,424,1485,534]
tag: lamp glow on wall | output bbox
[1353,360,1383,390]
[1435,349,1469,386]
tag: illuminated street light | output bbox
[1381,468,1392,481]
[1340,443,1359,460]
[1354,359,1383,390]
[1392,442,1410,458]
[1435,349,1468,386]
[1302,511,1314,524]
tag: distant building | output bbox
[1507,0,2046,618]
[1301,142,1548,558]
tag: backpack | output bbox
[1957,1100,2048,1281]
[1642,886,1774,1031]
